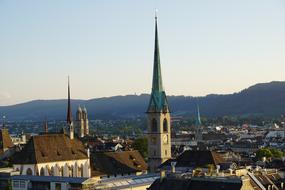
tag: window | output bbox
[55,183,61,190]
[20,181,25,188]
[165,150,167,156]
[153,150,156,156]
[40,168,45,176]
[163,119,168,132]
[13,181,19,188]
[151,119,157,132]
[26,168,33,175]
[50,167,54,176]
[81,164,84,177]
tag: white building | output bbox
[12,133,91,178]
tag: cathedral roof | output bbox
[12,134,87,164]
[147,16,170,113]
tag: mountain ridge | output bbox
[1,81,285,121]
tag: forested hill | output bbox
[1,81,285,121]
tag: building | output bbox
[160,150,225,173]
[11,175,88,190]
[148,175,254,190]
[147,15,171,173]
[75,106,89,138]
[91,150,148,178]
[11,78,91,178]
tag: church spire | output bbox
[67,76,72,125]
[196,104,202,126]
[152,14,163,92]
[147,14,169,113]
[44,118,48,133]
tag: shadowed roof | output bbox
[91,150,147,176]
[161,150,225,168]
[13,134,87,164]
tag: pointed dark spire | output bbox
[152,14,163,92]
[44,118,48,133]
[67,76,72,125]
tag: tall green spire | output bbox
[196,104,202,126]
[152,15,163,92]
[147,15,169,113]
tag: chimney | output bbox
[171,162,177,173]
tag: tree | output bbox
[256,148,273,160]
[133,137,148,159]
[269,148,284,159]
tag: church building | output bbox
[12,78,91,178]
[147,15,172,173]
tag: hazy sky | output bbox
[1,0,285,106]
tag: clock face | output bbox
[163,135,168,144]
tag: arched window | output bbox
[26,168,33,175]
[59,166,64,176]
[50,167,54,176]
[81,164,84,177]
[151,119,157,132]
[40,168,45,176]
[163,119,168,132]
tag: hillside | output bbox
[1,81,285,121]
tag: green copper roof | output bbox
[147,16,170,113]
[152,17,163,92]
[196,104,202,126]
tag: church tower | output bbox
[75,106,89,137]
[82,107,89,136]
[67,77,74,139]
[147,15,171,173]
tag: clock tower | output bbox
[147,15,171,173]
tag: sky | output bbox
[0,0,285,106]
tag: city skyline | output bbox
[1,0,285,106]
